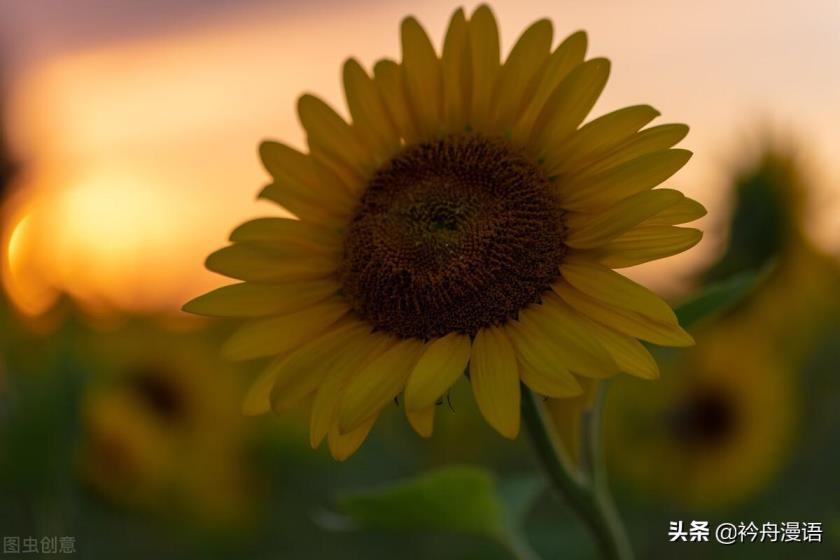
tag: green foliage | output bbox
[703,150,804,283]
[675,265,770,329]
[337,465,508,539]
[335,465,543,559]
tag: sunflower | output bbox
[705,145,840,347]
[185,5,704,460]
[81,325,254,525]
[603,324,796,510]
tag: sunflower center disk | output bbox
[670,388,738,447]
[339,134,567,339]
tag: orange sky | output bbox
[2,0,839,315]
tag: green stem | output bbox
[521,386,633,560]
[504,532,543,560]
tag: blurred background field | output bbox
[1,1,839,558]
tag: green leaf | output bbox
[675,263,773,329]
[497,475,545,526]
[331,466,544,559]
[336,465,508,540]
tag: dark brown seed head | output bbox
[339,134,566,339]
[669,386,738,448]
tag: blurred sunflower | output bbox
[186,5,704,460]
[706,146,840,350]
[80,326,255,526]
[603,325,796,510]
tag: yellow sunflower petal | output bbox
[544,105,660,175]
[468,5,501,131]
[242,365,283,416]
[328,415,378,461]
[490,18,553,131]
[269,321,369,413]
[230,217,341,253]
[373,59,420,143]
[580,123,689,177]
[343,58,400,160]
[205,244,336,283]
[338,338,425,433]
[401,17,442,138]
[643,196,707,225]
[562,149,692,211]
[577,318,659,379]
[506,323,583,398]
[298,94,370,179]
[404,333,471,412]
[441,8,470,131]
[528,58,610,155]
[518,297,619,378]
[258,141,355,221]
[222,299,349,360]
[553,281,693,347]
[559,258,679,325]
[469,326,520,439]
[564,188,685,248]
[591,225,703,268]
[182,280,338,318]
[406,405,436,438]
[513,30,587,144]
[310,332,394,448]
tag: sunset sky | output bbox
[2,0,838,315]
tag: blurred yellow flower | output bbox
[80,327,255,526]
[186,5,704,460]
[708,147,840,353]
[604,326,796,510]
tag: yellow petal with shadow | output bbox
[564,189,685,249]
[441,8,470,131]
[338,338,426,433]
[298,94,370,180]
[528,58,610,156]
[205,244,336,283]
[490,18,553,131]
[512,31,587,144]
[222,299,348,361]
[373,59,420,144]
[328,414,378,461]
[468,5,500,132]
[561,149,692,211]
[553,281,693,347]
[401,17,442,138]
[517,297,619,379]
[643,196,707,225]
[589,225,703,268]
[229,217,341,253]
[577,123,689,177]
[183,280,338,318]
[309,332,394,448]
[240,318,357,415]
[505,322,583,397]
[343,59,401,162]
[560,258,679,325]
[258,141,356,221]
[406,405,436,438]
[404,333,471,411]
[470,326,520,438]
[576,317,659,379]
[544,105,660,175]
[269,321,371,413]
